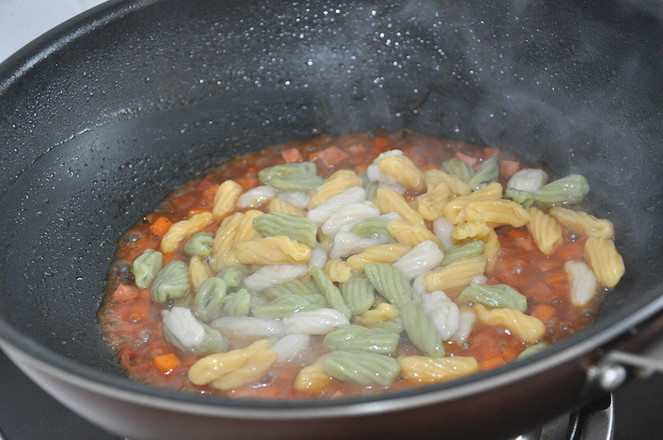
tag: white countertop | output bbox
[0,0,107,63]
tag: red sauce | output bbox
[99,131,605,398]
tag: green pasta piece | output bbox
[400,299,445,356]
[517,342,550,360]
[216,265,251,289]
[441,240,485,266]
[534,174,590,206]
[258,161,318,183]
[253,212,318,248]
[220,288,252,317]
[368,316,405,334]
[268,172,325,192]
[310,266,352,319]
[263,284,293,299]
[251,293,315,319]
[323,325,400,355]
[184,232,214,259]
[504,188,535,208]
[323,350,400,386]
[468,156,499,191]
[350,218,395,242]
[358,171,378,201]
[300,293,328,309]
[194,277,228,322]
[163,321,228,355]
[456,283,528,312]
[282,279,320,296]
[132,249,163,289]
[340,274,376,315]
[364,263,415,308]
[151,261,190,303]
[442,157,475,183]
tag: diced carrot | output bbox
[372,135,392,155]
[236,176,258,189]
[354,164,368,172]
[480,356,505,370]
[454,151,478,167]
[201,183,220,201]
[153,353,181,375]
[187,208,210,217]
[536,255,563,273]
[531,304,556,323]
[111,284,140,302]
[525,281,556,303]
[504,227,537,252]
[348,143,367,156]
[148,216,172,237]
[281,148,303,163]
[500,160,520,179]
[315,145,349,167]
[420,163,438,171]
[255,384,280,398]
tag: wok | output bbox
[0,0,662,439]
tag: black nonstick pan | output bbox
[0,0,662,439]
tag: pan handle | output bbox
[586,310,663,394]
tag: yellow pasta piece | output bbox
[235,236,311,265]
[318,231,334,254]
[549,206,614,239]
[235,209,263,242]
[584,236,625,288]
[377,154,426,192]
[442,182,503,224]
[473,304,545,343]
[462,199,531,228]
[294,357,332,393]
[451,222,500,273]
[423,256,487,295]
[346,243,411,271]
[423,169,471,196]
[373,188,425,226]
[308,169,364,209]
[188,340,277,390]
[416,183,451,221]
[324,259,353,283]
[527,206,563,255]
[210,213,244,272]
[160,212,213,253]
[355,303,400,326]
[387,221,442,248]
[189,256,213,290]
[212,180,244,220]
[268,198,307,217]
[399,356,479,383]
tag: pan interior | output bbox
[0,0,661,403]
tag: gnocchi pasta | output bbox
[102,131,624,399]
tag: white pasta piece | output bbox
[433,216,455,250]
[272,334,311,363]
[452,308,476,345]
[211,316,285,337]
[321,201,380,237]
[243,264,308,291]
[393,240,445,280]
[507,168,548,193]
[421,291,460,340]
[277,191,310,210]
[564,260,598,306]
[307,244,329,270]
[161,307,205,347]
[329,231,388,259]
[367,150,407,194]
[283,308,350,335]
[236,185,278,208]
[307,187,366,226]
[412,274,427,296]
